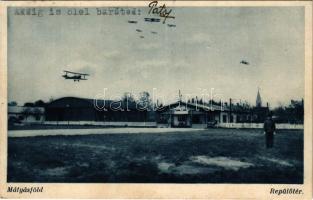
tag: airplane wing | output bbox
[63,70,89,76]
[78,73,90,76]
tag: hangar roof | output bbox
[46,97,139,110]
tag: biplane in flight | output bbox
[128,20,138,24]
[240,60,249,65]
[144,18,161,22]
[62,70,89,82]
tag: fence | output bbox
[218,123,303,129]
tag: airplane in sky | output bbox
[144,18,161,22]
[128,20,138,24]
[62,70,89,82]
[240,60,249,65]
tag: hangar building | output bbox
[45,97,153,122]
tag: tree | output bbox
[121,92,136,103]
[118,92,136,112]
[137,91,153,111]
[34,100,45,107]
[8,101,17,106]
[272,99,304,124]
[24,102,35,107]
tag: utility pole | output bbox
[229,98,232,123]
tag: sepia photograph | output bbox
[0,1,312,199]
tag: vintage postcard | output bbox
[0,1,312,199]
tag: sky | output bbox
[8,6,304,107]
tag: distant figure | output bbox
[263,114,276,148]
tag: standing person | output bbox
[263,114,276,148]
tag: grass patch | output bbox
[8,129,303,183]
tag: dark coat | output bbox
[264,118,276,133]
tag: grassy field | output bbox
[8,128,303,183]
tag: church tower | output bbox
[256,88,262,107]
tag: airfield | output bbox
[8,128,303,183]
